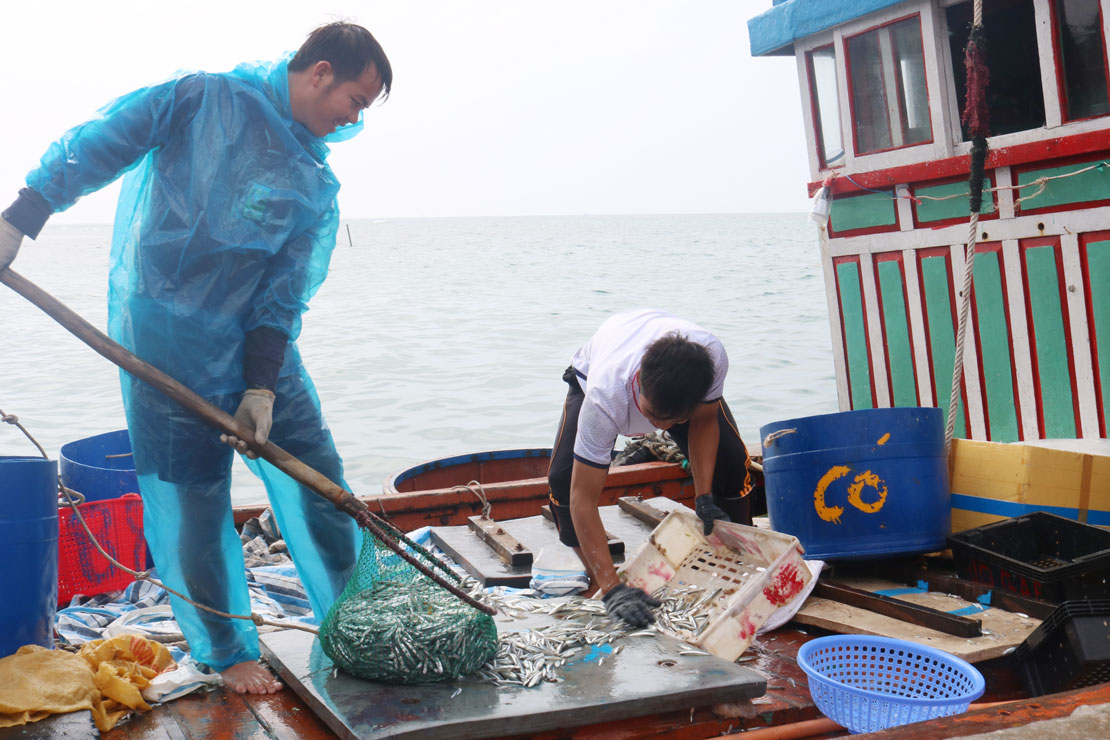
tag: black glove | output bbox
[602,584,662,628]
[695,494,731,535]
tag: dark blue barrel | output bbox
[59,429,137,503]
[0,456,59,657]
[760,408,949,560]
[59,429,153,568]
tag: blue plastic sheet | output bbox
[25,55,365,671]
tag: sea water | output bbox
[0,213,837,505]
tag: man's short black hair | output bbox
[290,22,392,98]
[639,332,714,421]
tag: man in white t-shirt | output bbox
[547,308,753,627]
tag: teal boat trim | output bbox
[748,0,909,57]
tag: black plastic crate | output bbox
[1013,600,1110,697]
[946,512,1110,602]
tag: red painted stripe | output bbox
[873,251,922,407]
[910,171,1000,229]
[1052,239,1083,434]
[942,245,974,440]
[1011,149,1110,215]
[832,255,878,410]
[810,129,1110,196]
[987,241,1028,441]
[1018,236,1082,438]
[828,217,901,239]
[967,244,991,440]
[968,242,1018,441]
[1079,231,1110,437]
[915,246,971,438]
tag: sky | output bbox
[0,1,810,222]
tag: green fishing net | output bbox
[319,517,498,683]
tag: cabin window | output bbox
[1055,0,1109,121]
[846,15,932,155]
[807,45,845,168]
[946,0,1045,137]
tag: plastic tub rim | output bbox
[759,407,943,453]
[59,429,134,474]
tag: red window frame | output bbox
[806,44,845,171]
[843,12,934,157]
[1049,0,1110,124]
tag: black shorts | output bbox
[546,366,753,547]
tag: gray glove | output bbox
[0,217,23,271]
[602,584,662,628]
[220,388,275,459]
[695,494,731,536]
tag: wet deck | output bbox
[1,622,1064,740]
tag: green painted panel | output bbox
[1089,239,1110,428]
[920,254,966,435]
[837,261,873,409]
[1018,159,1110,210]
[971,252,1019,441]
[915,179,994,222]
[876,260,917,406]
[1025,245,1076,438]
[830,192,897,232]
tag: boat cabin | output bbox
[749,0,1110,443]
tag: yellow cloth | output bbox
[0,635,175,732]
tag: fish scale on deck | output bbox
[476,583,721,689]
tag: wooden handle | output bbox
[1,267,496,615]
[1,268,361,518]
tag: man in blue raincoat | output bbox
[0,22,391,694]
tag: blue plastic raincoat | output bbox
[24,57,363,671]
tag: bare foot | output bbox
[220,661,282,694]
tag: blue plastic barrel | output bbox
[58,429,153,569]
[59,429,137,503]
[760,408,949,560]
[0,456,59,657]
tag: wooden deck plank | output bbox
[97,686,337,740]
[243,691,341,740]
[16,622,1093,740]
[793,576,1041,662]
[855,683,1110,739]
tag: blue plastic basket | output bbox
[797,635,985,734]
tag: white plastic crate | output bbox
[618,509,812,661]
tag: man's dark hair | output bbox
[639,332,714,421]
[290,22,393,98]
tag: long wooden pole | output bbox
[0,267,495,616]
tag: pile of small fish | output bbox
[473,582,724,689]
[320,577,497,683]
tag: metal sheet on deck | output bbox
[429,501,686,587]
[260,606,765,740]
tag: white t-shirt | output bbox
[570,308,728,467]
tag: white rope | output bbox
[453,480,492,519]
[945,214,980,452]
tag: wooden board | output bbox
[259,604,766,740]
[793,576,1042,662]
